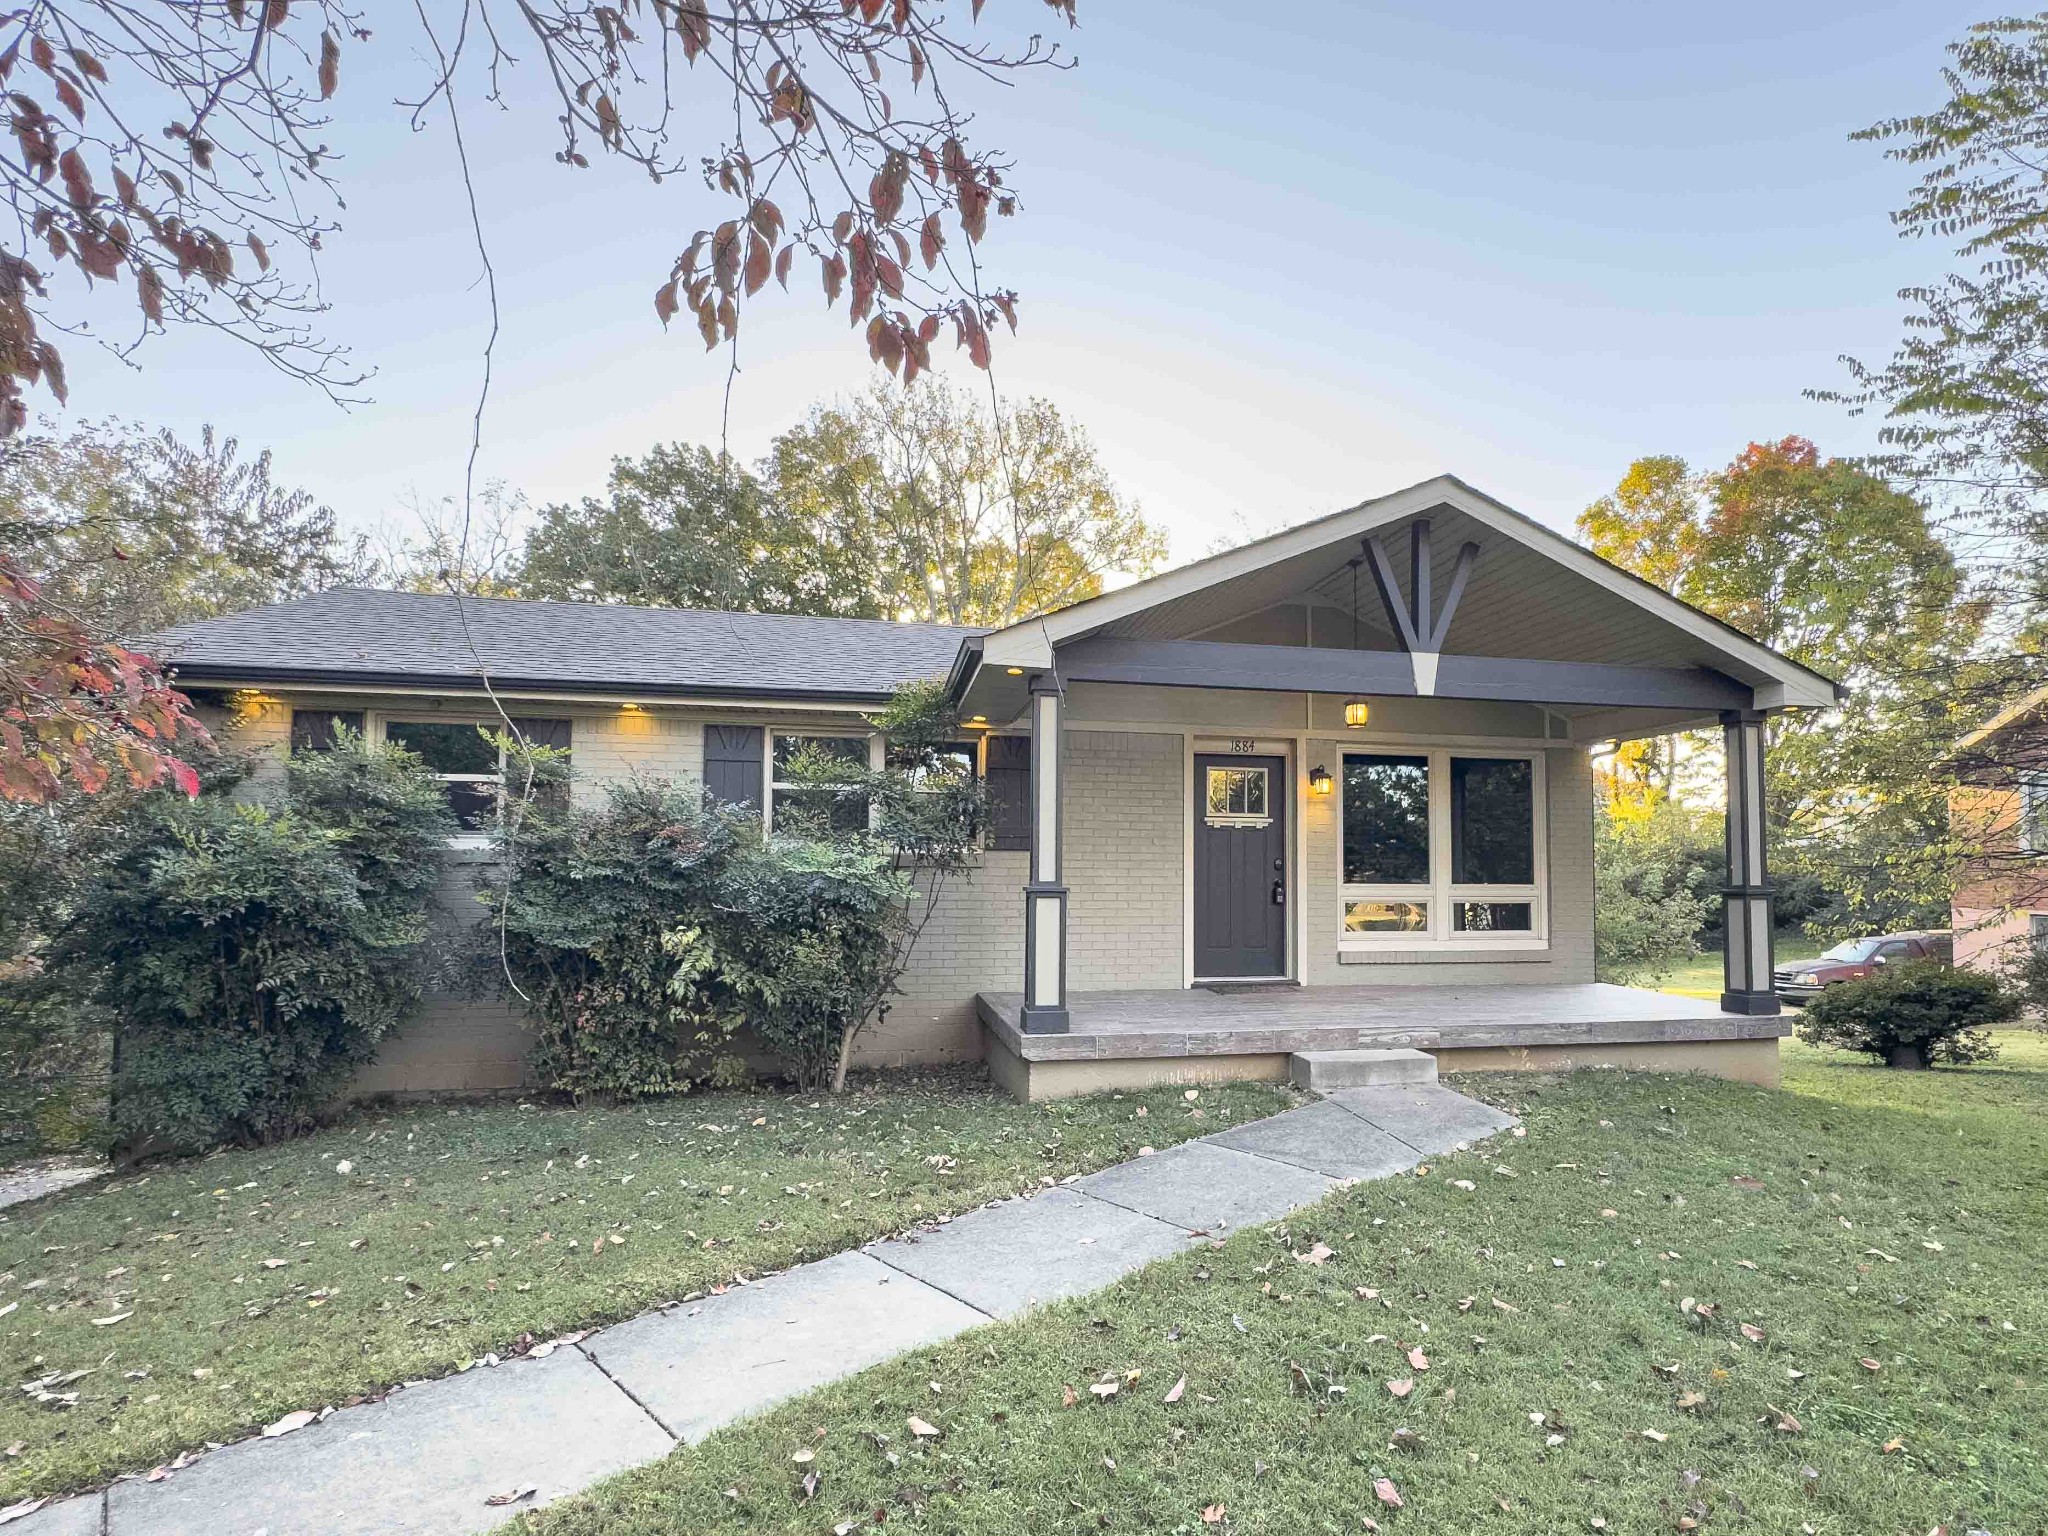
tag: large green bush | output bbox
[53,734,454,1151]
[489,780,760,1099]
[1797,961,2018,1069]
[493,683,982,1097]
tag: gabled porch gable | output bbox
[946,474,1839,1039]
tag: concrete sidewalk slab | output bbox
[2,1493,100,1536]
[583,1250,986,1442]
[1324,1083,1518,1154]
[1206,1099,1422,1181]
[103,1344,671,1536]
[866,1187,1198,1317]
[1076,1141,1337,1232]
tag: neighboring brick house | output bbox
[1951,686,2048,975]
[150,474,1840,1099]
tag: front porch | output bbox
[977,982,1791,1100]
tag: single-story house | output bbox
[1949,685,2048,972]
[152,474,1840,1099]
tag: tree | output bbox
[1,2,1070,437]
[0,1,1076,802]
[1819,16,2048,696]
[2,420,366,635]
[518,444,874,614]
[770,378,1167,624]
[1579,437,1978,935]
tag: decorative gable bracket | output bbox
[1363,518,1479,696]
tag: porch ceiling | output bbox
[1101,503,1769,680]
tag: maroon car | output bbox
[1772,930,1952,1006]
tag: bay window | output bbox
[1341,749,1544,945]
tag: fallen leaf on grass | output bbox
[1676,1392,1705,1411]
[90,1311,131,1326]
[1859,1357,1882,1373]
[1061,1385,1077,1407]
[907,1415,942,1437]
[1089,1382,1119,1400]
[483,1487,536,1508]
[791,1447,815,1464]
[1407,1347,1429,1371]
[1374,1476,1404,1508]
[262,1409,317,1439]
[1641,1428,1668,1443]
[1296,1242,1335,1266]
[1163,1375,1186,1405]
[1386,1377,1414,1398]
[1882,1436,1906,1455]
[1740,1323,1766,1343]
[1765,1404,1804,1434]
[1201,1505,1226,1524]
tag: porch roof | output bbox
[954,475,1840,739]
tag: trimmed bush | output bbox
[53,735,453,1151]
[1796,961,2017,1069]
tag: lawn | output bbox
[0,1068,1291,1502]
[522,1034,2048,1536]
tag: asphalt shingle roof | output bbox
[148,589,978,702]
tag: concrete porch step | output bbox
[1289,1046,1438,1092]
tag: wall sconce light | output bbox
[1309,764,1333,797]
[1343,699,1371,729]
[1005,666,1025,676]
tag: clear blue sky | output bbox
[50,0,1978,563]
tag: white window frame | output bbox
[765,728,882,834]
[370,712,504,849]
[2020,773,2048,854]
[1339,747,1548,951]
[1202,762,1275,828]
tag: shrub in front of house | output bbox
[488,780,762,1100]
[1796,961,2017,1069]
[54,734,454,1152]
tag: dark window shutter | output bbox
[985,735,1031,850]
[704,724,764,808]
[508,717,573,811]
[289,709,364,753]
[508,717,572,753]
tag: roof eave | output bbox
[164,661,915,708]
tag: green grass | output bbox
[0,1068,1291,1502]
[521,1036,2048,1536]
[1658,935,1823,1000]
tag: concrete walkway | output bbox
[9,1083,1515,1536]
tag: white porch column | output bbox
[1019,672,1070,1034]
[1720,709,1779,1015]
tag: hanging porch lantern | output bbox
[1344,555,1370,729]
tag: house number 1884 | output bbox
[1228,738,1257,754]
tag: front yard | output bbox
[0,1070,1291,1503]
[521,1036,2048,1535]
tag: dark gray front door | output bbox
[1193,754,1288,979]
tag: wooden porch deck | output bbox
[977,982,1789,1064]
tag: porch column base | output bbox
[1020,879,1070,1034]
[1718,990,1780,1017]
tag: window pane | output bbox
[774,734,868,777]
[772,787,868,835]
[1345,899,1429,934]
[1243,768,1267,816]
[1453,901,1532,933]
[1450,757,1533,885]
[445,780,499,831]
[1206,767,1230,814]
[886,739,977,786]
[386,720,498,775]
[1342,755,1430,884]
